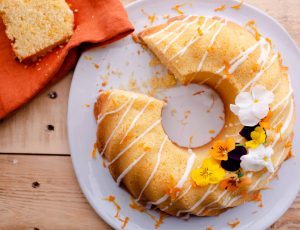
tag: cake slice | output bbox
[0,0,74,62]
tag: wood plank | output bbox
[0,0,299,155]
[0,154,298,229]
[0,154,111,230]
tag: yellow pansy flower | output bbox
[245,126,266,149]
[209,138,235,161]
[191,158,226,186]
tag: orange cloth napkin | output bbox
[0,0,134,119]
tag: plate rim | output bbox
[67,0,300,229]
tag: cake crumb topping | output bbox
[228,219,240,228]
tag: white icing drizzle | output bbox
[176,184,218,216]
[197,20,227,72]
[272,100,290,126]
[271,80,281,92]
[196,190,227,215]
[177,184,192,200]
[116,151,147,185]
[100,97,136,155]
[272,84,293,111]
[271,100,294,148]
[161,184,193,211]
[248,172,270,192]
[120,98,153,144]
[169,18,219,61]
[147,150,196,207]
[162,17,199,53]
[241,54,278,92]
[223,195,241,208]
[108,119,161,166]
[154,16,193,45]
[97,97,131,125]
[146,15,192,40]
[275,148,287,167]
[215,40,261,74]
[136,135,168,201]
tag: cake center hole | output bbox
[160,84,225,148]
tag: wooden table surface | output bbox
[1,0,299,229]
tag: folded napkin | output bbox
[0,0,134,118]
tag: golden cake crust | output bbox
[94,16,295,217]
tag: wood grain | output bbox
[0,0,299,154]
[0,154,111,230]
[0,154,298,230]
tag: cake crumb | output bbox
[94,63,100,69]
[84,104,90,108]
[149,57,161,67]
[228,219,240,228]
[84,55,92,61]
[102,81,108,87]
[206,226,213,230]
[163,14,170,19]
[171,109,177,116]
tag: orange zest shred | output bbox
[252,63,259,73]
[104,196,129,228]
[224,60,233,79]
[171,4,185,15]
[228,219,241,228]
[245,20,261,41]
[207,46,214,53]
[129,197,167,229]
[286,150,294,160]
[121,217,129,229]
[197,27,203,36]
[209,129,215,134]
[148,15,156,24]
[278,53,289,72]
[285,141,293,148]
[92,143,97,159]
[231,0,244,10]
[214,5,226,12]
[206,94,215,113]
[94,63,100,69]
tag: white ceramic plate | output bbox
[68,0,300,229]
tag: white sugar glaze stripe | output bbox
[241,54,278,92]
[97,97,131,125]
[146,15,192,39]
[120,98,153,144]
[275,148,287,167]
[272,100,290,125]
[154,16,193,45]
[116,151,147,185]
[272,86,293,111]
[197,20,227,72]
[215,40,261,74]
[196,190,228,215]
[272,100,294,148]
[161,184,193,211]
[163,17,199,53]
[137,135,168,201]
[249,172,270,192]
[147,151,196,206]
[176,184,218,216]
[108,119,161,166]
[100,97,136,155]
[169,18,220,61]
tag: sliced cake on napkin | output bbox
[0,0,74,62]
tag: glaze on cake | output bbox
[94,16,295,217]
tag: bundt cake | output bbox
[94,15,295,217]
